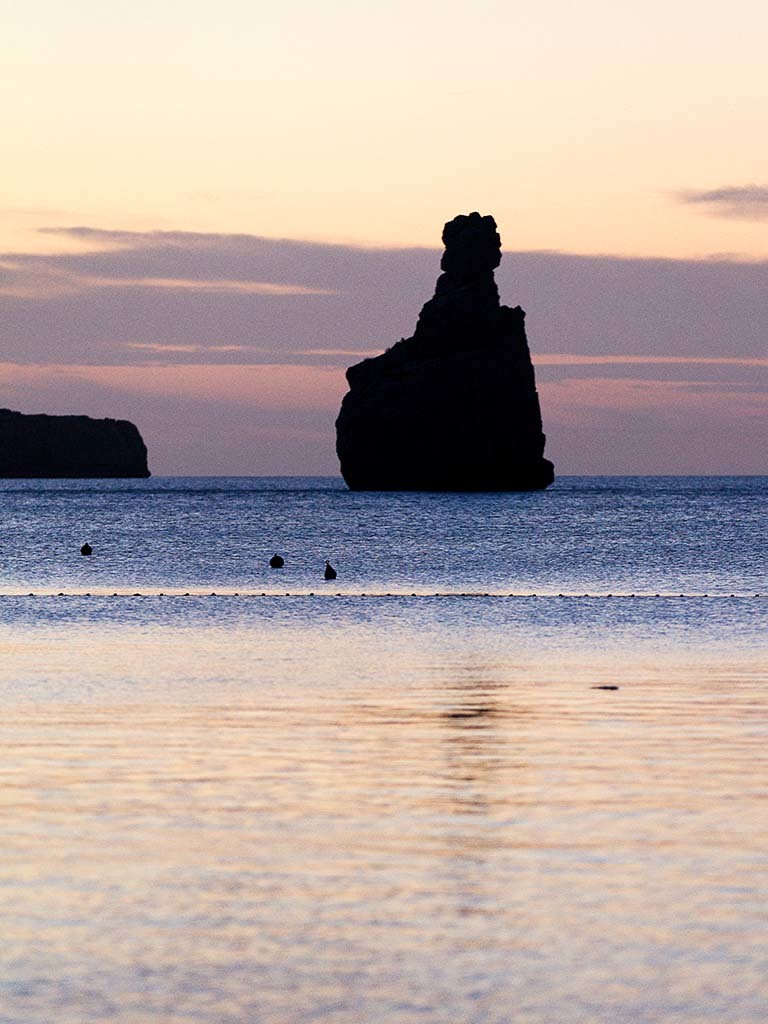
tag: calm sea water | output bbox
[1,477,766,1023]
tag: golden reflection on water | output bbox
[1,615,767,1024]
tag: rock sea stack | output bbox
[0,408,150,478]
[335,212,554,491]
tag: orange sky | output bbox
[1,0,766,473]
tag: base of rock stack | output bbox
[342,467,554,492]
[337,344,555,491]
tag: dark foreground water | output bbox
[0,477,766,1023]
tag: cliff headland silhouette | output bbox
[0,409,150,478]
[335,212,554,491]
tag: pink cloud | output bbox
[535,354,768,367]
[0,261,334,299]
[540,376,767,424]
[539,377,767,474]
[1,363,765,475]
[0,362,346,412]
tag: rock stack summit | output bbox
[335,212,554,490]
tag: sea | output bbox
[1,476,765,1024]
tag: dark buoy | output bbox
[324,560,337,580]
[80,543,92,556]
[269,554,284,569]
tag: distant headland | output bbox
[335,212,554,491]
[0,409,150,478]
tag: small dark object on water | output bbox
[80,542,92,556]
[324,560,337,580]
[592,685,620,691]
[269,554,284,569]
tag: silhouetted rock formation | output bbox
[335,212,554,490]
[0,409,150,478]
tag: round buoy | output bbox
[269,554,284,569]
[80,543,92,556]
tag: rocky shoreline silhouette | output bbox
[336,212,554,491]
[0,408,150,478]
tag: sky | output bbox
[1,0,766,475]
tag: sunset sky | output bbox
[2,0,766,474]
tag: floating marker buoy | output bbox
[80,543,92,556]
[269,554,284,569]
